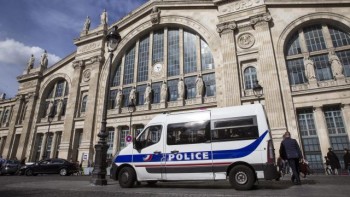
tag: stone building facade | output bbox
[1,0,350,172]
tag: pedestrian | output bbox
[343,148,350,175]
[279,131,303,185]
[324,156,333,175]
[327,147,341,175]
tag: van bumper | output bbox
[110,163,118,180]
[263,163,280,180]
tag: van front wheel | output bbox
[118,167,136,188]
[229,165,255,190]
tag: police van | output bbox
[110,104,279,190]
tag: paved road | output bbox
[0,174,349,197]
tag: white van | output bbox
[110,104,279,190]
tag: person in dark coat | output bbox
[343,148,350,175]
[279,131,303,185]
[327,147,341,175]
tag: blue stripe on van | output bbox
[115,130,268,163]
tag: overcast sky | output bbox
[0,0,147,98]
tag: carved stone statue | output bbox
[46,101,54,118]
[56,99,63,117]
[144,83,152,105]
[40,50,48,69]
[27,54,35,72]
[115,88,122,109]
[83,16,91,31]
[304,56,316,80]
[329,51,343,78]
[129,86,136,105]
[196,74,204,97]
[178,77,185,100]
[100,9,108,25]
[161,81,168,102]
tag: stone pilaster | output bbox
[80,57,105,161]
[16,93,37,160]
[2,97,22,159]
[216,21,241,107]
[313,106,330,156]
[58,61,83,160]
[250,13,287,138]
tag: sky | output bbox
[0,0,148,98]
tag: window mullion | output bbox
[322,24,333,49]
[134,40,140,84]
[148,31,153,79]
[179,28,184,75]
[164,28,168,77]
[298,29,308,53]
[196,34,201,72]
[120,55,125,86]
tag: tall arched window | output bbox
[109,27,216,109]
[285,24,350,85]
[1,110,9,124]
[81,95,88,113]
[244,67,257,89]
[43,79,69,118]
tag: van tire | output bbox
[118,167,136,188]
[229,165,255,190]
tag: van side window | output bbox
[167,121,210,145]
[136,125,162,149]
[211,116,258,141]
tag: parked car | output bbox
[0,159,21,175]
[20,158,78,176]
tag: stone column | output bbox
[58,60,83,160]
[216,21,241,107]
[16,93,37,160]
[115,127,121,152]
[341,104,350,143]
[39,133,48,160]
[250,13,287,139]
[0,137,5,155]
[50,132,58,158]
[112,127,118,156]
[314,106,330,156]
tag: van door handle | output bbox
[153,151,161,155]
[171,150,179,154]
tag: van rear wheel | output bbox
[118,167,136,188]
[229,165,255,190]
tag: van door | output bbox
[133,124,165,181]
[164,114,213,180]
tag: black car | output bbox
[20,158,78,176]
[0,159,21,175]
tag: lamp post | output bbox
[91,26,121,186]
[253,80,263,103]
[42,111,54,160]
[128,101,136,138]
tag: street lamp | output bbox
[42,110,54,160]
[253,80,263,103]
[128,101,136,138]
[91,26,121,186]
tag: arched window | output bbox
[109,27,216,109]
[43,79,69,118]
[81,95,88,113]
[285,24,350,85]
[1,110,9,124]
[244,67,257,90]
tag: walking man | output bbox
[279,131,303,185]
[343,148,350,175]
[327,147,341,175]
